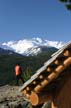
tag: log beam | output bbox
[63,50,70,56]
[51,101,58,108]
[23,89,27,94]
[34,57,71,93]
[23,89,30,98]
[33,81,37,85]
[26,87,30,91]
[47,67,52,72]
[54,60,61,65]
[30,92,53,106]
[39,75,44,79]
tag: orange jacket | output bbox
[15,65,22,76]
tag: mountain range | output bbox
[0,38,65,56]
[0,38,66,86]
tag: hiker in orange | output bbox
[15,63,24,86]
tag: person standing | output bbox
[15,63,24,86]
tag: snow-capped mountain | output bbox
[0,38,65,56]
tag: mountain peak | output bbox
[0,38,65,55]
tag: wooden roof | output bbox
[19,41,71,106]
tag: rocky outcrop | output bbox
[0,85,30,108]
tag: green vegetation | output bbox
[0,47,57,86]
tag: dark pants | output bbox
[16,74,24,86]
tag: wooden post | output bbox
[54,71,71,108]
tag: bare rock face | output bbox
[0,85,30,108]
[0,84,54,108]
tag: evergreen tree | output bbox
[24,66,32,81]
[59,0,71,10]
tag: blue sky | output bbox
[0,0,71,43]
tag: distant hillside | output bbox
[0,47,13,55]
[0,47,57,86]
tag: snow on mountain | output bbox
[0,44,14,51]
[0,37,65,55]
